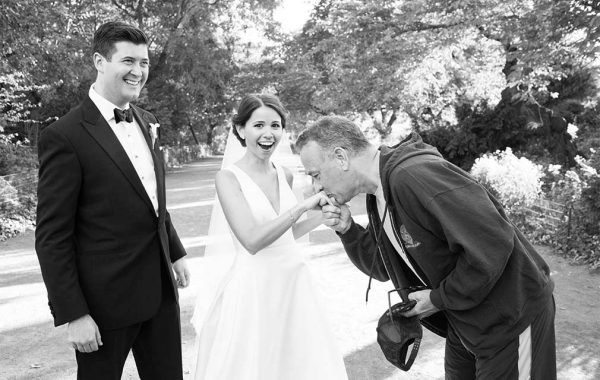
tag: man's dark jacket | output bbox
[338,133,554,356]
[35,96,186,329]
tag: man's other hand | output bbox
[68,314,102,353]
[400,289,440,319]
[321,203,352,234]
[173,257,190,288]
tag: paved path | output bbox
[1,158,598,379]
[0,158,445,379]
[156,158,447,379]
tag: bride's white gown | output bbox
[192,163,348,380]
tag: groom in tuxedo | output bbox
[35,21,190,379]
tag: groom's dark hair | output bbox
[93,21,149,60]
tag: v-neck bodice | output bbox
[231,163,282,214]
[226,162,298,251]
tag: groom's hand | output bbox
[321,203,352,234]
[173,257,190,288]
[68,314,102,353]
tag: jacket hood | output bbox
[379,132,442,181]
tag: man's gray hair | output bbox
[295,115,370,156]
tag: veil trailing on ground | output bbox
[191,126,306,331]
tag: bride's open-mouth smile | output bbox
[257,141,275,151]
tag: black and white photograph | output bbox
[1,0,600,379]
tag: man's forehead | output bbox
[302,140,326,154]
[299,142,321,173]
[301,157,320,174]
[112,41,149,57]
[300,141,324,162]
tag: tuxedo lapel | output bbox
[132,106,153,150]
[80,97,156,216]
[131,105,166,219]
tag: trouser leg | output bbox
[527,296,556,380]
[476,296,556,380]
[75,323,140,380]
[444,323,476,380]
[132,266,183,380]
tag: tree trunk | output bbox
[206,123,218,147]
[386,109,397,131]
[189,124,199,145]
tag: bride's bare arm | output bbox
[292,214,322,239]
[216,169,326,254]
[282,167,326,239]
[283,167,323,239]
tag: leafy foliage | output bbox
[0,129,37,241]
[470,148,543,225]
[0,0,283,149]
[248,0,600,142]
[0,130,37,176]
[0,0,285,240]
[538,152,600,271]
[3,0,600,267]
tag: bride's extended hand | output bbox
[301,191,333,211]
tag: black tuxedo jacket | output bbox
[35,96,186,329]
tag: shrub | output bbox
[0,192,36,241]
[470,148,543,226]
[0,128,38,241]
[542,151,600,271]
[0,129,38,176]
[469,149,600,271]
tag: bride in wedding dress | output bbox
[191,94,348,380]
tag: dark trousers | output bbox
[445,296,556,380]
[75,269,182,380]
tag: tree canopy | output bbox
[1,0,599,168]
[1,0,281,146]
[263,0,599,132]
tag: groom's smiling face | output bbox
[94,41,149,108]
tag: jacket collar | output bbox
[80,96,162,218]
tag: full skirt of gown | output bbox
[191,164,348,380]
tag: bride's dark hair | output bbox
[232,94,288,147]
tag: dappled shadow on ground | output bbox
[557,344,600,380]
[544,244,600,380]
[344,336,445,380]
[344,341,399,380]
[3,162,599,379]
[1,320,75,380]
[0,268,43,288]
[556,319,600,379]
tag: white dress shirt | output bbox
[374,166,426,285]
[88,85,159,215]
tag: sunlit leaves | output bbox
[267,0,600,137]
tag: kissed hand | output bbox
[303,191,332,211]
[400,289,440,319]
[68,314,102,353]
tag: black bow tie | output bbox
[114,108,133,123]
